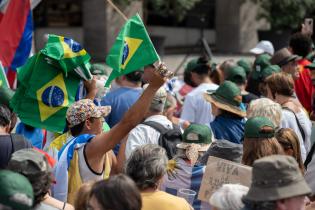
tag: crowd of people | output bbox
[2,27,315,210]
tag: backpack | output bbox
[141,121,182,159]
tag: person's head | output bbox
[123,70,143,85]
[0,170,34,210]
[243,155,311,210]
[209,184,249,210]
[143,84,167,115]
[275,128,304,173]
[265,72,294,101]
[0,104,12,133]
[247,98,282,128]
[289,32,312,58]
[250,40,275,56]
[237,59,252,77]
[204,81,246,118]
[225,65,247,86]
[271,48,300,80]
[184,56,212,87]
[176,124,212,165]
[217,60,237,78]
[88,174,142,210]
[242,117,284,166]
[125,144,168,191]
[257,65,281,96]
[66,99,111,136]
[74,182,94,210]
[199,139,243,165]
[7,149,52,207]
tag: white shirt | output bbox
[180,83,218,125]
[125,115,173,159]
[281,109,312,161]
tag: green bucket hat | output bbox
[0,170,34,210]
[252,54,271,80]
[204,81,246,117]
[244,155,311,202]
[237,59,252,76]
[177,124,212,151]
[225,65,246,84]
[261,65,281,80]
[244,116,275,138]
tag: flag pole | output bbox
[106,0,128,21]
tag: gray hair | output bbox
[209,184,249,210]
[247,98,282,127]
[125,144,168,190]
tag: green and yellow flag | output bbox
[11,35,92,133]
[105,14,159,87]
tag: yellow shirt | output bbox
[141,191,192,210]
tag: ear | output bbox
[4,124,11,134]
[85,119,92,130]
[190,72,199,83]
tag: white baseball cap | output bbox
[250,40,275,55]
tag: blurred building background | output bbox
[33,0,315,62]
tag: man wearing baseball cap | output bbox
[53,64,169,203]
[250,40,275,56]
[242,155,311,210]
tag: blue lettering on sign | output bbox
[42,86,65,107]
[121,41,129,65]
[64,37,82,52]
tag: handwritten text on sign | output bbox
[198,156,252,202]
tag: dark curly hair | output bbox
[289,32,312,58]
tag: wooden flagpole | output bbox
[106,0,128,21]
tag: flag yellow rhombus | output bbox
[36,73,69,122]
[121,37,143,70]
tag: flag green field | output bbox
[105,14,159,87]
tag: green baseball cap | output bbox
[8,148,51,176]
[226,65,247,84]
[0,170,34,210]
[185,58,199,72]
[261,65,281,80]
[252,54,271,80]
[177,124,212,151]
[237,59,252,75]
[244,155,311,201]
[204,81,246,117]
[244,116,275,138]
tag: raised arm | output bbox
[87,65,167,158]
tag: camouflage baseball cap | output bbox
[8,148,51,176]
[0,170,34,210]
[244,155,311,201]
[66,99,111,127]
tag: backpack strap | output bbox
[10,134,29,152]
[305,142,315,169]
[141,121,169,134]
[282,107,306,142]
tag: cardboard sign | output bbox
[198,156,252,202]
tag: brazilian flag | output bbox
[11,35,92,133]
[105,13,159,87]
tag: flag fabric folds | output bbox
[11,35,92,133]
[105,13,159,87]
[0,61,9,88]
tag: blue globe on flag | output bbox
[41,86,65,107]
[121,41,129,65]
[64,37,83,53]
